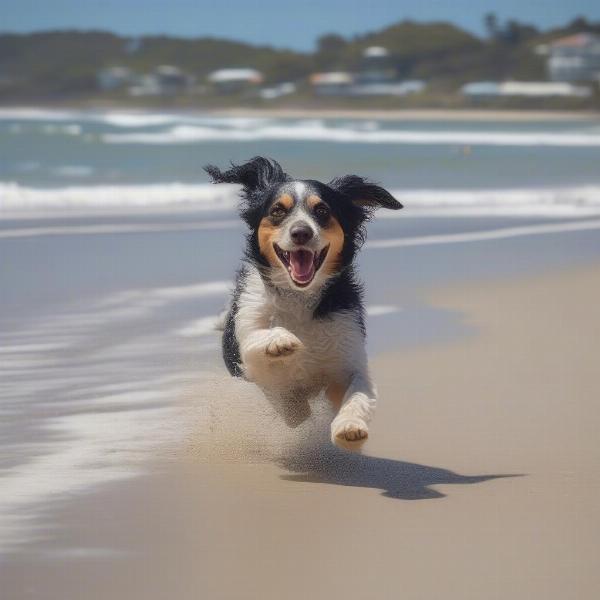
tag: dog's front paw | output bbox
[265,328,303,359]
[331,417,369,451]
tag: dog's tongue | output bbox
[289,249,315,283]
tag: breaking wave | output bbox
[0,181,239,214]
[101,122,600,147]
[2,181,600,218]
[2,108,600,147]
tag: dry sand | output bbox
[5,264,600,599]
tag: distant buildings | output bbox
[542,33,600,83]
[310,72,425,97]
[95,37,597,104]
[462,80,592,99]
[207,68,263,93]
[310,47,426,97]
[461,35,599,101]
[128,74,162,97]
[98,65,193,96]
[259,82,296,100]
[155,65,191,94]
[358,46,397,84]
[310,72,355,96]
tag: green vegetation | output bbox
[0,16,599,109]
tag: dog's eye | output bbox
[270,205,287,219]
[314,204,330,220]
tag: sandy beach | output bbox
[3,262,599,599]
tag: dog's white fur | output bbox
[236,266,376,451]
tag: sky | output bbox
[1,0,599,51]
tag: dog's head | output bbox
[205,156,402,291]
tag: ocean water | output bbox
[2,108,600,217]
[2,108,600,556]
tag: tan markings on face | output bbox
[276,193,294,210]
[307,194,322,209]
[321,214,345,276]
[258,218,281,268]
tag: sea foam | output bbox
[101,121,600,147]
[2,181,600,218]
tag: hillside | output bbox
[0,17,598,108]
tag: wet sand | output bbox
[4,263,599,599]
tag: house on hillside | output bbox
[259,82,296,100]
[155,65,191,94]
[207,69,263,93]
[310,72,354,95]
[96,67,133,91]
[537,33,600,82]
[128,65,192,96]
[310,47,424,97]
[357,46,397,84]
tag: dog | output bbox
[205,157,402,451]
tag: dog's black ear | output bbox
[204,156,289,193]
[329,175,402,210]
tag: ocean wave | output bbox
[1,182,600,218]
[100,113,271,129]
[0,107,271,129]
[101,121,600,147]
[0,181,239,213]
[0,107,82,122]
[3,108,600,147]
[388,186,600,217]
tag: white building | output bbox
[359,46,397,84]
[310,72,355,95]
[128,65,192,96]
[543,33,600,82]
[259,82,296,100]
[208,69,263,93]
[155,65,191,94]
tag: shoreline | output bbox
[1,103,599,121]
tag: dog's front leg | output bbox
[240,326,303,379]
[329,370,376,451]
[235,281,304,381]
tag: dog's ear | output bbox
[329,175,402,210]
[204,156,289,193]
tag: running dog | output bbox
[206,157,402,450]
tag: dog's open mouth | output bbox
[273,244,329,287]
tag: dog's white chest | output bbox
[268,305,362,392]
[234,267,365,401]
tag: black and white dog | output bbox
[206,157,402,451]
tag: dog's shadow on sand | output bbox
[278,445,520,500]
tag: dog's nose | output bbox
[290,223,314,245]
